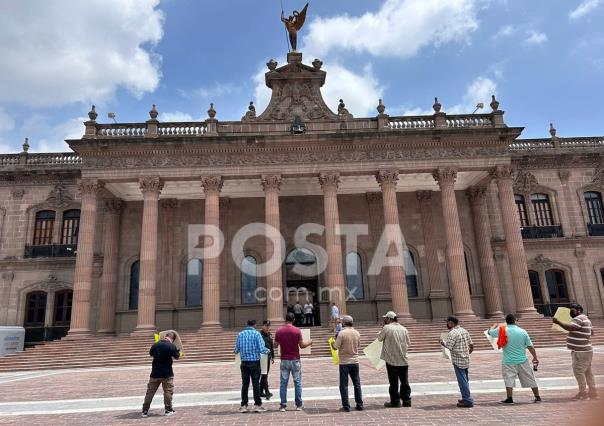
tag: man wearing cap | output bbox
[552,303,597,400]
[332,315,364,412]
[441,316,474,408]
[378,311,412,408]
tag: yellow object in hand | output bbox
[328,336,339,365]
[154,333,160,343]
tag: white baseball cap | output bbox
[382,311,397,319]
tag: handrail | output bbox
[158,122,207,136]
[0,152,81,166]
[96,123,146,137]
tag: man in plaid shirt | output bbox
[441,316,474,408]
[235,319,270,413]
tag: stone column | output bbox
[134,176,164,333]
[201,176,223,328]
[376,170,411,319]
[97,199,123,334]
[491,166,537,316]
[69,179,103,336]
[433,168,475,317]
[159,199,178,308]
[366,192,388,298]
[319,172,347,314]
[262,175,284,324]
[467,186,504,318]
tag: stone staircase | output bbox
[0,318,601,372]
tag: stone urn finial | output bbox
[377,99,386,115]
[22,137,29,153]
[149,104,158,120]
[312,58,323,70]
[490,95,500,112]
[208,103,217,119]
[549,122,557,138]
[266,59,278,71]
[88,105,98,121]
[433,97,442,113]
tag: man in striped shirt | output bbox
[553,303,597,400]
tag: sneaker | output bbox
[572,392,589,401]
[279,405,287,412]
[295,405,304,411]
[355,405,364,411]
[239,405,248,413]
[499,397,514,404]
[456,402,474,408]
[266,392,273,400]
[164,409,175,416]
[533,396,542,403]
[255,406,267,413]
[339,407,351,412]
[402,400,412,407]
[384,401,402,408]
[141,410,148,418]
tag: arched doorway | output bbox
[285,248,320,326]
[24,291,47,343]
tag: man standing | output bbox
[378,311,412,408]
[293,301,303,326]
[552,303,597,400]
[331,302,340,328]
[259,320,275,400]
[274,312,313,412]
[235,320,270,413]
[304,301,314,326]
[488,314,542,404]
[142,331,180,418]
[333,315,364,412]
[441,316,474,408]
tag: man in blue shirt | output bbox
[488,314,541,404]
[235,319,270,412]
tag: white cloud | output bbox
[161,111,195,122]
[30,116,86,153]
[495,25,515,38]
[0,107,15,132]
[447,76,498,114]
[303,0,482,59]
[0,0,164,107]
[569,0,602,20]
[525,30,548,45]
[253,61,383,117]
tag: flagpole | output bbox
[281,0,291,52]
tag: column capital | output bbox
[489,165,514,181]
[160,198,178,210]
[261,174,283,192]
[415,190,433,203]
[139,176,164,194]
[319,172,340,191]
[104,199,124,214]
[78,178,104,195]
[376,169,399,188]
[201,175,223,193]
[432,167,457,187]
[466,185,487,203]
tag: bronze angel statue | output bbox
[281,3,309,51]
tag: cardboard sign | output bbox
[300,328,312,355]
[552,307,572,334]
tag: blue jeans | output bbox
[454,365,473,405]
[339,364,363,409]
[280,359,303,407]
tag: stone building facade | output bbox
[1,52,603,341]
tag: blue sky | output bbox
[0,0,603,153]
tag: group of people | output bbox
[287,301,319,327]
[140,302,597,417]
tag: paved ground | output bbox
[0,346,602,425]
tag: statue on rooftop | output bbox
[281,2,309,52]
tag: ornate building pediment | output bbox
[513,169,539,194]
[46,183,73,208]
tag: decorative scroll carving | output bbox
[466,186,487,203]
[415,190,433,203]
[319,172,340,191]
[513,169,539,194]
[201,175,224,193]
[261,174,283,191]
[46,183,73,208]
[433,167,457,186]
[78,179,104,195]
[138,176,164,194]
[591,162,604,189]
[558,169,570,183]
[376,170,399,188]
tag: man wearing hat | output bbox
[377,311,412,407]
[332,315,364,412]
[441,316,474,408]
[553,303,597,400]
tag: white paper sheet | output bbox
[363,339,386,370]
[233,353,241,374]
[260,353,268,374]
[552,307,572,334]
[484,329,501,352]
[300,328,311,355]
[440,331,451,360]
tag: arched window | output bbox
[128,260,140,310]
[25,291,47,326]
[60,209,80,245]
[241,255,257,304]
[515,195,529,227]
[53,290,73,326]
[545,269,569,303]
[584,192,604,224]
[528,270,543,303]
[531,193,554,226]
[464,252,473,295]
[345,252,364,300]
[185,259,203,307]
[33,210,55,245]
[405,250,418,298]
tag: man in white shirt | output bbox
[293,302,303,326]
[331,303,340,328]
[304,302,314,326]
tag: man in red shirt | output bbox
[274,312,313,412]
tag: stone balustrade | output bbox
[388,116,435,129]
[96,124,147,137]
[157,122,207,136]
[509,136,604,151]
[0,152,81,169]
[445,114,493,128]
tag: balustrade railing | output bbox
[0,154,20,166]
[0,153,81,168]
[509,136,604,151]
[158,122,207,136]
[387,116,435,129]
[521,225,563,239]
[445,114,493,128]
[96,124,146,137]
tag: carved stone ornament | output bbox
[376,170,399,188]
[466,186,487,203]
[532,254,554,268]
[416,190,433,202]
[1,272,15,282]
[105,199,124,214]
[261,174,282,192]
[47,183,73,208]
[11,188,25,200]
[78,179,104,196]
[319,172,340,191]
[433,167,457,186]
[591,162,604,188]
[558,169,570,183]
[513,169,539,194]
[433,97,442,113]
[139,176,164,194]
[48,273,58,282]
[489,165,514,181]
[242,101,257,121]
[201,175,224,193]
